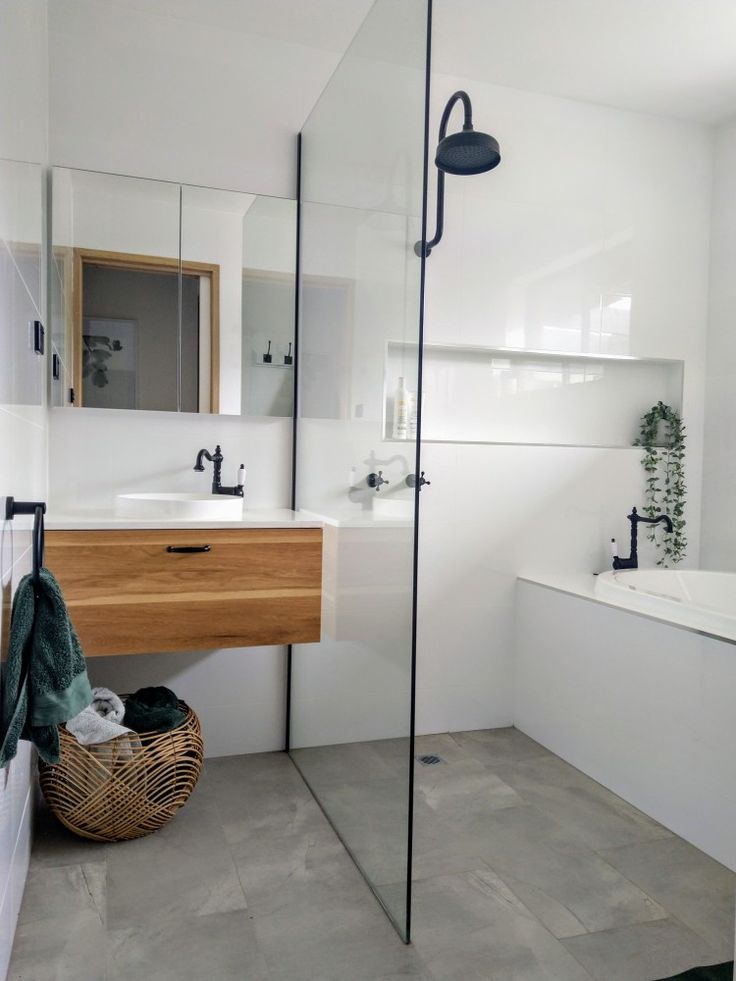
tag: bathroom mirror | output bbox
[50,167,296,417]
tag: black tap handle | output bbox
[367,471,389,491]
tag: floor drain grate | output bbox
[416,754,446,766]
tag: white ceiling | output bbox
[432,0,736,125]
[104,0,374,53]
[88,2,736,126]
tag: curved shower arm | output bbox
[438,90,473,139]
[415,90,473,258]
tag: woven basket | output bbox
[38,700,203,842]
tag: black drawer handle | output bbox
[166,545,212,554]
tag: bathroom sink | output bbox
[372,497,415,520]
[115,493,244,521]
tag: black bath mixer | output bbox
[611,507,673,570]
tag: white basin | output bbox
[372,497,415,520]
[115,492,244,521]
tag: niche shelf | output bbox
[383,341,683,449]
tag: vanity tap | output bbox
[193,445,245,497]
[611,506,673,570]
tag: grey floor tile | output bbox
[407,762,527,882]
[451,727,554,765]
[598,837,736,958]
[11,738,734,981]
[316,777,412,888]
[8,864,106,981]
[415,732,479,765]
[232,823,363,912]
[476,805,668,935]
[410,868,594,981]
[490,754,674,850]
[561,917,724,981]
[251,871,425,981]
[105,784,247,929]
[416,757,524,813]
[359,735,415,776]
[107,911,271,981]
[206,751,325,843]
[291,740,401,788]
[31,802,109,868]
[411,842,496,882]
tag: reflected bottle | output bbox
[393,377,409,440]
[408,389,418,440]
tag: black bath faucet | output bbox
[612,507,674,570]
[193,445,245,497]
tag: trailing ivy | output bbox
[634,402,686,566]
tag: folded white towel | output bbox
[66,687,133,745]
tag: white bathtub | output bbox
[517,575,736,870]
[596,569,736,642]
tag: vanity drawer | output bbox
[45,528,323,656]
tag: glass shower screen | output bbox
[289,0,431,942]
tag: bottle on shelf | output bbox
[392,376,410,440]
[407,388,418,440]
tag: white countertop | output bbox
[45,505,417,531]
[45,508,324,530]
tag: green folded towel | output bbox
[0,569,93,767]
[123,686,186,734]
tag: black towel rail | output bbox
[5,497,46,592]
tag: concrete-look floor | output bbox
[8,727,735,981]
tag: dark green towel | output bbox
[0,569,93,767]
[654,963,734,980]
[123,686,185,734]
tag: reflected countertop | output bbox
[298,508,414,529]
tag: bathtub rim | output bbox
[518,571,736,647]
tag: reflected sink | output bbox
[115,493,244,521]
[372,497,414,520]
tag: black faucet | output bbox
[612,507,674,570]
[193,445,245,497]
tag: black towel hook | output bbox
[5,497,46,592]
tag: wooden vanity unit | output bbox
[45,527,323,656]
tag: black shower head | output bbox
[415,90,501,257]
[435,128,501,176]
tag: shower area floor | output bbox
[10,727,734,981]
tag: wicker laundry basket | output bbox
[38,700,203,842]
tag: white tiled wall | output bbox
[702,114,736,570]
[0,1,49,973]
[413,74,712,736]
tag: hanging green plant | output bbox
[634,401,686,566]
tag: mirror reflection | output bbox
[50,168,296,416]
